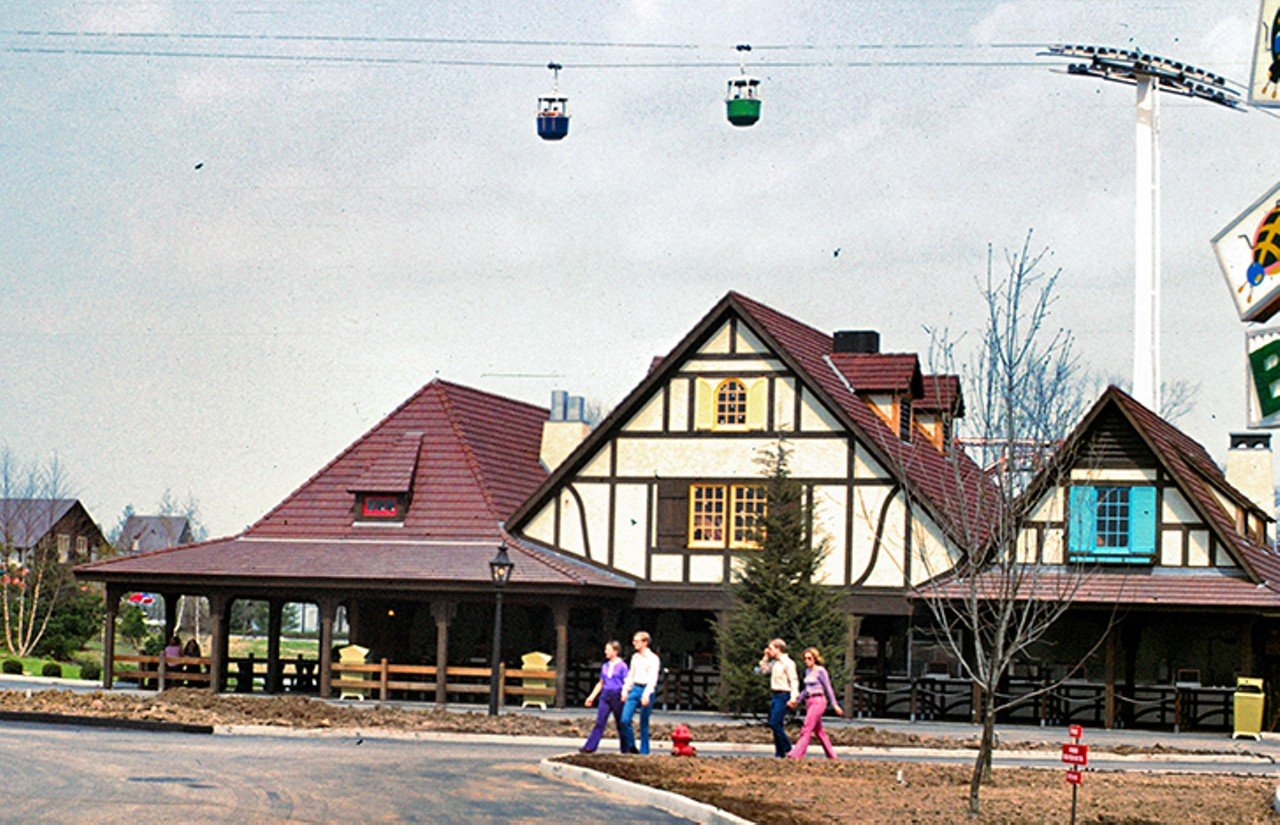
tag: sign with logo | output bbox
[1213,182,1280,323]
[1247,327,1280,427]
[1068,724,1083,740]
[1065,769,1083,786]
[1250,1,1280,107]
[1061,743,1089,766]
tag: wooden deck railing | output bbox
[112,655,213,689]
[330,660,558,704]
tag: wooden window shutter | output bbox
[693,379,716,430]
[656,479,689,549]
[1128,486,1157,554]
[745,378,768,430]
[1067,486,1096,553]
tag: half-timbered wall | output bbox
[1017,408,1242,570]
[520,317,961,588]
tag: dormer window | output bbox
[716,379,748,426]
[360,494,404,520]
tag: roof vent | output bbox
[833,330,880,354]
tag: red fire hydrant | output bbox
[670,723,696,757]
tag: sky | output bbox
[1,1,1277,537]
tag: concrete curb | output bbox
[540,756,752,825]
[210,727,1276,765]
[0,710,213,734]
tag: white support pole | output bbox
[1133,74,1161,412]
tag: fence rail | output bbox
[851,674,1237,731]
[330,660,557,704]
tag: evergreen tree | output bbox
[714,442,849,714]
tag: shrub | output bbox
[40,662,62,678]
[35,587,105,660]
[78,659,101,682]
[1,659,22,675]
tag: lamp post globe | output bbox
[488,542,514,716]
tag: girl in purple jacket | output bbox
[786,647,843,759]
[579,640,629,753]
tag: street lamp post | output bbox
[488,541,514,716]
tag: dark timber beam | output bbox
[318,596,338,699]
[553,600,570,709]
[267,599,284,694]
[432,600,456,707]
[102,584,122,690]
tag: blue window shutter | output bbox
[1129,486,1157,555]
[1068,486,1097,554]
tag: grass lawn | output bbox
[1,655,86,679]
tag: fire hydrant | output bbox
[670,723,696,756]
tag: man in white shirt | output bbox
[758,638,800,757]
[619,630,661,754]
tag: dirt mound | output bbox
[563,755,1278,824]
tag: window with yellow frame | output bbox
[715,378,748,427]
[689,483,766,548]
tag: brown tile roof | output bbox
[77,380,631,591]
[349,432,421,493]
[246,380,548,541]
[924,567,1280,608]
[728,293,999,550]
[918,374,963,415]
[828,353,922,394]
[77,534,631,589]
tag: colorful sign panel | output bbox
[1246,327,1280,427]
[1211,181,1280,323]
[1250,0,1280,107]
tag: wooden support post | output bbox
[208,594,228,693]
[497,661,507,707]
[844,615,862,714]
[1104,625,1116,730]
[318,596,337,699]
[601,605,619,643]
[379,658,389,702]
[553,600,570,709]
[432,600,455,707]
[267,599,283,694]
[1241,620,1256,676]
[162,593,179,644]
[158,655,168,692]
[102,585,121,689]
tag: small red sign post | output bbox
[1062,727,1086,824]
[1061,743,1089,765]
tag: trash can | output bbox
[1233,677,1264,740]
[520,651,553,709]
[338,644,371,701]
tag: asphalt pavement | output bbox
[0,722,686,823]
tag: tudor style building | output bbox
[75,292,1280,728]
[507,292,993,654]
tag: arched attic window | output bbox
[715,378,748,426]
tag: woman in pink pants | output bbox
[786,647,843,759]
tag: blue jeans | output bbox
[619,685,651,754]
[768,691,792,757]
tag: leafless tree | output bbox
[0,447,78,657]
[910,233,1110,816]
[1081,372,1198,424]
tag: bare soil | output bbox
[0,690,1251,757]
[562,755,1278,824]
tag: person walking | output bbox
[619,631,660,755]
[786,647,843,760]
[580,640,629,754]
[757,638,800,758]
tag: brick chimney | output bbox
[540,390,590,471]
[1225,432,1274,527]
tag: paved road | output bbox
[0,723,686,823]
